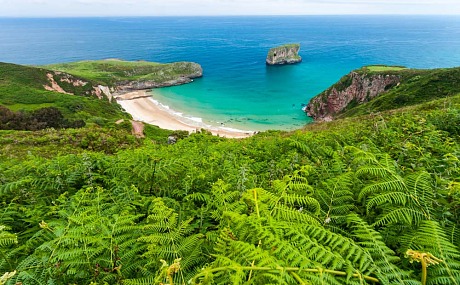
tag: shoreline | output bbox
[115,90,255,139]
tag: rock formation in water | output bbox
[305,69,401,121]
[266,44,302,65]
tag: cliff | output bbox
[305,67,402,121]
[266,44,302,65]
[305,66,460,121]
[0,60,204,128]
[44,60,203,96]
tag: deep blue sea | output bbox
[1,16,460,130]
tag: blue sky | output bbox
[0,0,459,17]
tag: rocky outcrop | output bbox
[305,70,401,121]
[94,85,113,102]
[266,44,302,65]
[44,62,203,102]
[44,72,113,101]
[113,62,203,95]
[44,73,72,95]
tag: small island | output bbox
[266,43,302,65]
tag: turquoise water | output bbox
[1,16,460,130]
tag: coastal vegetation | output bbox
[306,65,460,121]
[0,62,128,124]
[44,59,203,87]
[1,61,460,284]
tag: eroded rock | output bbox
[266,44,302,65]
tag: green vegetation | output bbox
[363,65,408,72]
[269,43,300,50]
[341,66,460,118]
[267,44,302,63]
[0,62,129,124]
[1,63,460,284]
[44,59,202,87]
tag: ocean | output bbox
[1,16,460,131]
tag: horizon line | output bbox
[1,13,459,19]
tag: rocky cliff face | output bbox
[114,62,203,94]
[44,62,203,101]
[305,71,401,121]
[44,71,114,101]
[266,44,302,65]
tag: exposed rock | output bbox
[266,44,302,65]
[167,135,177,145]
[305,70,401,121]
[131,120,145,138]
[57,72,88,87]
[43,73,72,95]
[43,72,113,102]
[44,61,202,106]
[114,63,203,95]
[93,85,113,102]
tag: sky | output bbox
[0,0,459,17]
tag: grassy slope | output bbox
[0,62,128,122]
[1,63,460,284]
[1,59,202,123]
[1,80,460,284]
[0,60,207,160]
[337,65,460,118]
[43,59,202,86]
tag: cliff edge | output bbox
[266,44,302,65]
[305,66,403,121]
[44,60,203,96]
[305,65,460,121]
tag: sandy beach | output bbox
[115,90,254,139]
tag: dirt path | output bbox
[130,120,145,138]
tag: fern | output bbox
[315,172,356,226]
[347,214,418,284]
[354,150,434,227]
[0,225,18,275]
[191,187,380,284]
[11,186,149,285]
[138,198,206,284]
[401,220,460,285]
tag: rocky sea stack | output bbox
[266,44,302,65]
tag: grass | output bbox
[0,61,130,125]
[339,67,460,118]
[309,65,460,120]
[363,65,407,72]
[0,121,184,161]
[43,59,202,87]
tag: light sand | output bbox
[115,90,254,139]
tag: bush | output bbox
[0,105,85,131]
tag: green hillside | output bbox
[1,64,460,285]
[341,66,460,118]
[44,59,202,86]
[0,62,127,123]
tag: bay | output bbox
[1,16,459,130]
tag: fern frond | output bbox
[347,214,417,284]
[359,176,406,201]
[0,226,17,248]
[401,220,460,285]
[374,207,427,226]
